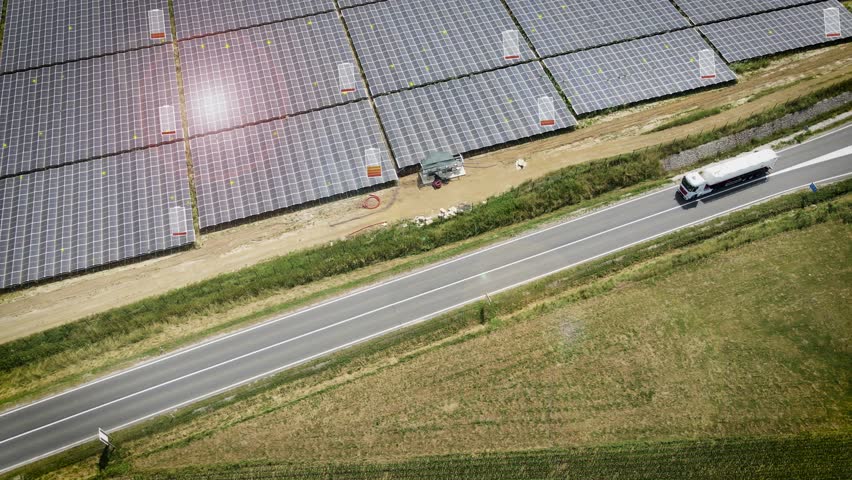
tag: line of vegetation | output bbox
[0,77,849,376]
[730,57,774,75]
[9,179,851,480]
[132,434,852,480]
[648,105,730,132]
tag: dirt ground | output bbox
[1,44,850,343]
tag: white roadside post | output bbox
[98,428,112,448]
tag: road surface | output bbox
[1,125,850,473]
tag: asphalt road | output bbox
[1,125,850,473]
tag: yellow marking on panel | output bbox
[538,14,543,19]
[307,20,313,26]
[441,29,448,35]
[2,143,7,148]
[133,134,138,140]
[225,43,231,49]
[102,171,107,176]
[409,81,415,87]
[230,180,235,185]
[68,25,73,31]
[201,44,206,49]
[31,78,38,84]
[425,66,430,71]
[266,39,272,45]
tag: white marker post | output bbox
[503,30,520,60]
[98,428,112,447]
[169,206,188,237]
[365,147,383,178]
[148,10,166,40]
[699,49,716,79]
[339,63,356,94]
[538,96,555,127]
[160,105,176,136]
[825,8,841,38]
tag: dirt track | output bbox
[1,44,850,343]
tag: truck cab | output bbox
[679,172,709,200]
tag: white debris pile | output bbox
[411,203,472,227]
[515,158,527,170]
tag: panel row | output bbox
[173,0,335,39]
[0,142,194,289]
[0,45,182,178]
[180,12,365,136]
[377,62,577,168]
[672,0,815,25]
[192,101,398,229]
[700,0,852,62]
[545,29,737,115]
[1,0,171,73]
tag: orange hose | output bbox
[362,194,381,209]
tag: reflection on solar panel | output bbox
[699,0,852,62]
[0,142,194,289]
[376,62,576,169]
[181,13,364,136]
[173,0,334,39]
[504,0,689,57]
[0,0,171,73]
[345,0,531,95]
[673,0,813,24]
[191,101,397,229]
[545,29,736,115]
[0,45,182,178]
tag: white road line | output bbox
[0,182,673,419]
[1,162,849,473]
[5,124,848,421]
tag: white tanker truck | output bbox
[678,149,778,200]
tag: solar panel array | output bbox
[173,0,335,39]
[180,12,365,136]
[0,0,171,73]
[0,142,194,289]
[503,0,690,57]
[0,45,183,178]
[545,29,737,115]
[699,0,852,62]
[338,0,380,8]
[376,62,576,168]
[345,0,532,95]
[191,101,397,228]
[672,0,815,25]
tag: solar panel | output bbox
[503,0,690,57]
[0,0,171,73]
[672,0,814,25]
[0,142,194,289]
[375,62,576,169]
[344,0,532,95]
[0,45,182,178]
[338,0,379,7]
[191,101,398,229]
[699,0,852,62]
[173,0,335,39]
[181,12,365,137]
[544,29,737,115]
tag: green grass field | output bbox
[41,187,840,480]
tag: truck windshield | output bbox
[681,177,698,192]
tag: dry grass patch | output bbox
[137,220,851,470]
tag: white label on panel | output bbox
[699,49,716,79]
[538,96,555,127]
[160,105,176,135]
[825,8,841,38]
[149,9,166,40]
[503,30,520,60]
[339,63,356,94]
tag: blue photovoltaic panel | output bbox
[699,0,852,62]
[504,0,690,57]
[191,101,398,229]
[0,142,194,289]
[376,62,576,169]
[173,0,335,39]
[0,45,182,178]
[1,0,171,73]
[181,12,365,136]
[672,0,814,25]
[545,29,737,115]
[345,0,532,95]
[338,0,378,7]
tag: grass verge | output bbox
[132,434,852,480]
[7,178,851,480]
[1,77,850,409]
